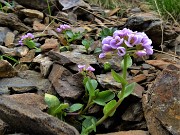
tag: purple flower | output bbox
[19,33,34,45]
[102,44,113,52]
[124,33,142,47]
[144,45,153,55]
[99,53,106,58]
[26,33,34,39]
[78,65,86,71]
[113,28,133,38]
[117,47,126,56]
[86,66,95,71]
[110,36,124,49]
[57,24,71,33]
[136,50,147,57]
[102,36,113,45]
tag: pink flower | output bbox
[86,66,95,71]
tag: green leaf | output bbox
[82,39,88,46]
[25,40,36,49]
[69,103,83,112]
[85,79,98,97]
[2,55,19,64]
[81,116,97,134]
[121,55,132,69]
[103,100,117,117]
[93,90,115,106]
[44,93,60,108]
[53,103,69,114]
[93,47,102,53]
[111,69,128,85]
[123,82,136,98]
[65,30,74,38]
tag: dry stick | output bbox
[153,0,164,52]
[153,49,180,59]
[77,6,114,24]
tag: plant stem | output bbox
[83,54,128,134]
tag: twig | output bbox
[153,49,180,59]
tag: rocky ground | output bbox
[0,0,179,135]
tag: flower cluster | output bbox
[57,24,71,33]
[19,33,34,45]
[78,65,95,72]
[99,28,153,58]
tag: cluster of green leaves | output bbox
[0,0,14,13]
[23,39,41,52]
[99,27,117,39]
[82,39,94,54]
[0,54,19,65]
[64,30,85,43]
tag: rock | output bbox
[20,49,35,63]
[0,45,29,57]
[48,64,84,100]
[4,32,15,47]
[48,50,97,67]
[40,38,59,52]
[33,20,50,31]
[0,86,10,95]
[97,130,148,135]
[130,74,146,83]
[33,54,53,77]
[122,102,144,122]
[0,70,53,94]
[0,12,31,32]
[0,60,17,78]
[20,9,44,19]
[0,95,79,135]
[4,93,47,111]
[142,64,180,135]
[0,27,11,45]
[146,59,179,69]
[97,73,144,99]
[0,119,7,135]
[14,0,56,11]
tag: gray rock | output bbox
[33,54,53,77]
[0,70,53,94]
[142,64,180,135]
[122,102,144,122]
[0,12,31,32]
[48,64,84,100]
[0,60,17,78]
[0,27,11,45]
[0,45,29,57]
[20,9,44,19]
[48,50,97,71]
[0,95,79,135]
[0,119,7,135]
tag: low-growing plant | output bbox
[18,33,41,52]
[82,39,94,54]
[0,54,19,65]
[99,27,117,39]
[45,27,154,135]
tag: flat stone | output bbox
[0,60,17,78]
[33,54,53,77]
[48,50,97,66]
[48,64,84,100]
[4,32,15,47]
[20,9,44,19]
[0,27,11,45]
[0,70,53,94]
[0,95,79,135]
[40,38,58,52]
[33,20,50,31]
[0,45,29,57]
[130,74,146,83]
[97,130,148,135]
[142,64,180,135]
[20,49,35,62]
[4,93,47,111]
[146,59,179,69]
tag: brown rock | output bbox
[48,64,84,100]
[4,32,15,47]
[131,74,146,83]
[4,93,47,111]
[33,20,49,31]
[20,9,44,19]
[97,130,148,135]
[0,95,79,135]
[0,60,17,78]
[142,64,180,135]
[20,49,35,62]
[0,119,7,135]
[40,38,58,52]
